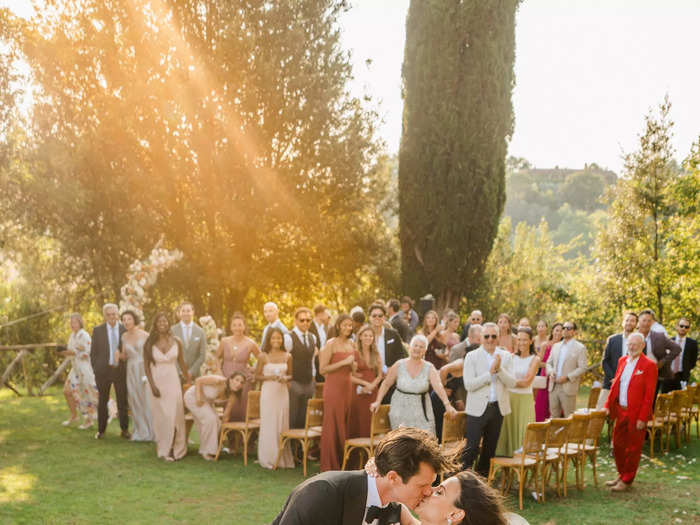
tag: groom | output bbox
[271,427,461,525]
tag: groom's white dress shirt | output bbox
[363,474,387,525]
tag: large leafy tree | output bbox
[398,0,519,310]
[3,0,391,321]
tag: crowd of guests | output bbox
[59,298,697,484]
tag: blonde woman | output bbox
[348,324,383,438]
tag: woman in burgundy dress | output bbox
[348,324,383,438]
[422,310,448,370]
[319,314,356,471]
[534,322,563,422]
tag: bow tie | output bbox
[365,503,401,524]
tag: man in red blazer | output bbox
[604,332,658,492]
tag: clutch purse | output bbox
[532,376,547,390]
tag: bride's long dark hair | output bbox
[455,471,508,525]
[143,312,171,369]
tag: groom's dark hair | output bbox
[374,428,463,483]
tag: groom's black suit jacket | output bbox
[271,470,368,525]
[90,322,126,380]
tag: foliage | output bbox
[398,0,519,310]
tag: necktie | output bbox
[365,503,401,525]
[671,339,682,374]
[303,333,309,349]
[184,324,190,347]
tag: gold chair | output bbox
[691,385,700,439]
[340,405,391,470]
[560,412,589,495]
[667,390,685,451]
[488,421,549,510]
[582,409,607,487]
[314,382,324,399]
[275,398,323,477]
[215,390,261,464]
[680,386,695,443]
[647,393,670,458]
[440,411,467,480]
[543,417,572,499]
[587,387,601,410]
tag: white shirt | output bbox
[672,336,686,373]
[376,327,387,373]
[556,339,571,379]
[622,333,629,356]
[284,327,316,378]
[313,321,327,348]
[363,475,385,525]
[107,322,120,365]
[619,355,640,408]
[484,350,498,402]
[180,321,193,346]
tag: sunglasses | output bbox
[679,324,690,329]
[483,334,498,340]
[298,318,311,323]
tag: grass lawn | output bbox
[1,387,699,525]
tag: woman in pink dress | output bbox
[145,312,191,461]
[319,314,356,471]
[216,312,260,421]
[534,322,563,422]
[348,324,383,438]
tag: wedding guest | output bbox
[371,335,457,436]
[495,327,540,457]
[351,308,366,338]
[460,309,484,342]
[517,317,530,329]
[598,312,638,409]
[400,296,420,337]
[604,332,657,492]
[348,324,383,438]
[497,314,516,353]
[449,324,482,362]
[59,313,98,429]
[637,309,681,394]
[309,304,330,382]
[388,298,411,342]
[216,312,260,421]
[255,327,294,469]
[144,312,191,461]
[534,322,562,422]
[442,310,461,351]
[284,307,318,429]
[533,320,548,354]
[120,310,154,441]
[368,303,406,375]
[170,301,207,379]
[546,321,588,417]
[462,322,516,476]
[260,301,288,350]
[664,318,697,392]
[319,314,356,471]
[90,303,129,440]
[221,371,246,422]
[422,309,448,369]
[183,374,229,460]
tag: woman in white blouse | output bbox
[59,313,99,429]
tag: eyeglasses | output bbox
[483,334,498,340]
[679,324,690,329]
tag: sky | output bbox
[3,0,699,174]
[339,0,700,173]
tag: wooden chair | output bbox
[587,387,601,410]
[275,398,323,477]
[560,412,589,495]
[680,386,695,443]
[488,421,549,510]
[691,385,700,439]
[582,409,607,487]
[314,382,324,399]
[647,393,670,458]
[667,390,685,451]
[215,390,261,464]
[340,405,391,470]
[440,411,467,480]
[543,417,571,499]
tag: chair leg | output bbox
[591,450,598,487]
[518,469,524,511]
[215,428,227,461]
[302,439,309,477]
[341,444,350,471]
[648,429,655,458]
[242,431,248,466]
[487,460,495,485]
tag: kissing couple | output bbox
[270,427,510,525]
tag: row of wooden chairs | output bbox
[487,410,607,510]
[648,385,699,457]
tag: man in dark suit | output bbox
[271,427,460,525]
[598,312,638,408]
[308,304,329,383]
[368,303,407,405]
[662,317,698,393]
[90,303,130,439]
[637,309,681,394]
[387,299,410,343]
[459,309,483,342]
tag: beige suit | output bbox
[546,338,587,417]
[463,347,517,416]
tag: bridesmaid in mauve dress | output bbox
[120,310,154,442]
[183,374,228,460]
[319,315,356,472]
[216,313,260,421]
[348,325,383,438]
[255,328,294,469]
[535,323,563,422]
[145,312,191,461]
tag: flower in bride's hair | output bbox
[365,457,378,478]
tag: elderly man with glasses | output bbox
[546,321,588,417]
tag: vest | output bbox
[290,331,314,384]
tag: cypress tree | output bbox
[399,0,519,310]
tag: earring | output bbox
[447,519,453,525]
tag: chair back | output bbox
[305,398,324,429]
[585,409,607,446]
[669,390,684,416]
[693,384,700,405]
[441,412,467,445]
[314,382,324,399]
[654,393,671,421]
[546,417,571,451]
[681,386,695,412]
[521,421,549,463]
[568,413,590,448]
[587,387,601,409]
[245,391,261,422]
[369,405,392,445]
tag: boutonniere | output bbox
[635,370,644,375]
[193,336,200,341]
[387,338,395,344]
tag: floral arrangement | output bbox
[119,241,183,323]
[198,315,223,376]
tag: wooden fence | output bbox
[0,343,67,396]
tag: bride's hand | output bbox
[364,457,378,478]
[369,401,379,412]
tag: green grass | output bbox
[1,387,699,524]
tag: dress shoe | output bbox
[605,477,621,487]
[610,480,630,492]
[120,430,132,439]
[95,432,105,440]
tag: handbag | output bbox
[532,375,547,390]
